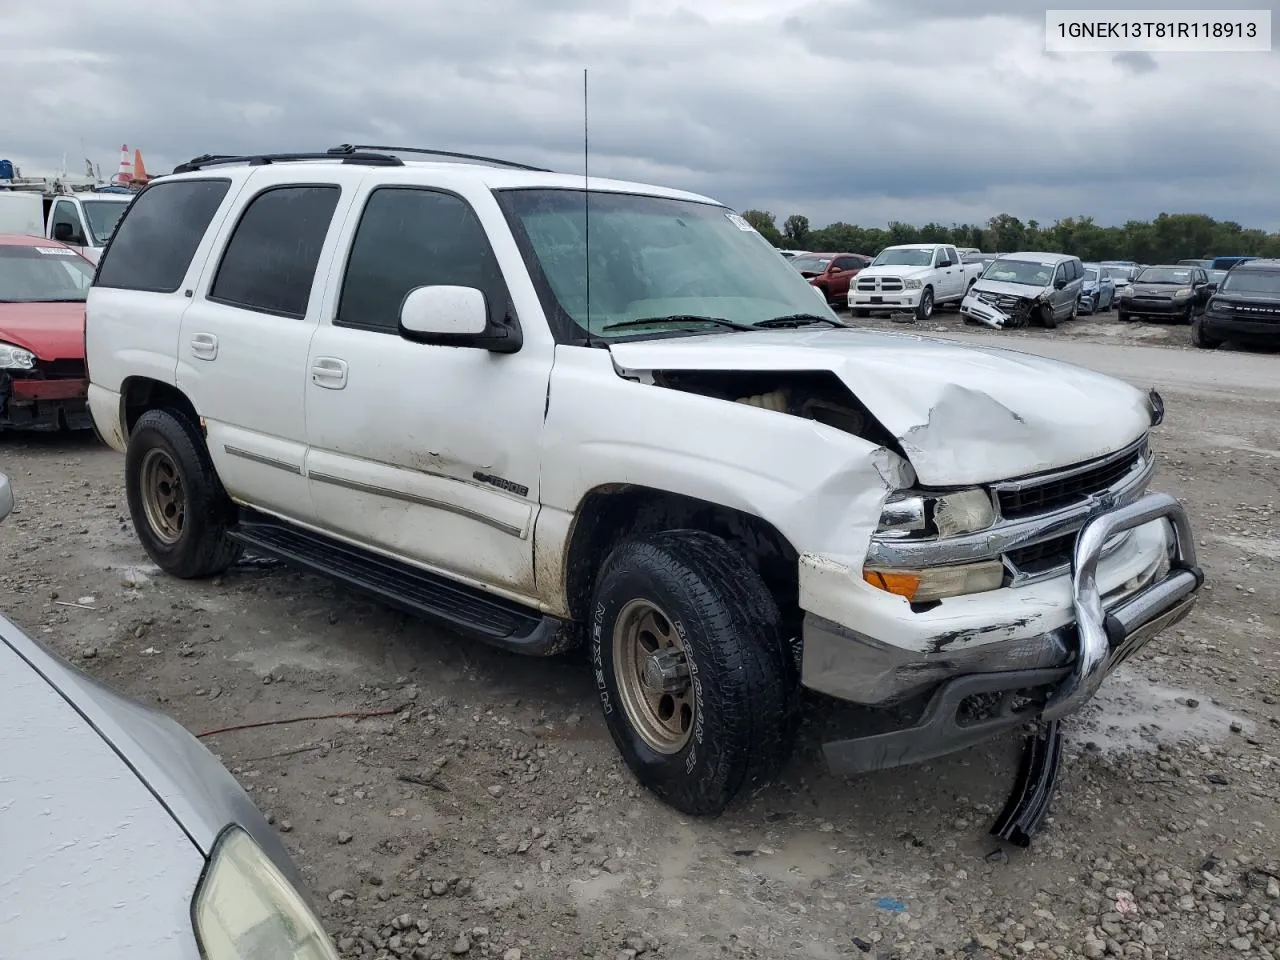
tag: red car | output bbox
[0,234,95,431]
[789,252,871,307]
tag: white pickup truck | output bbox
[848,243,984,321]
[0,189,132,263]
[84,147,1202,831]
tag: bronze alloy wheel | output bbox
[612,597,695,754]
[138,447,186,544]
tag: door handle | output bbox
[190,333,218,360]
[310,357,348,389]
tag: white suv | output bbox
[85,146,1202,824]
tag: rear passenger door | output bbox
[176,171,353,524]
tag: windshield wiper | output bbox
[600,315,756,333]
[754,313,848,328]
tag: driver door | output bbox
[302,181,551,595]
[48,199,91,260]
[935,246,963,299]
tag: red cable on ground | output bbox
[196,705,405,738]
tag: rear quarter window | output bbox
[94,179,231,293]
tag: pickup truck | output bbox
[847,243,984,321]
[0,189,132,264]
[85,147,1203,827]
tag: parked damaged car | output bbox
[1117,264,1215,324]
[959,252,1085,329]
[1079,263,1116,314]
[88,150,1204,842]
[0,233,94,431]
[0,472,337,960]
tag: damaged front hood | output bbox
[609,328,1152,486]
[968,279,1049,300]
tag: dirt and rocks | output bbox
[1,324,1277,960]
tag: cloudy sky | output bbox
[4,0,1278,230]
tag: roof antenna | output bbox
[583,67,593,346]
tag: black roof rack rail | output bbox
[172,151,405,174]
[327,143,551,172]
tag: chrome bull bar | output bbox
[1042,491,1203,721]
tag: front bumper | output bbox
[848,288,921,310]
[1119,295,1193,317]
[1201,312,1280,345]
[803,492,1202,775]
[959,292,1039,329]
[0,377,92,431]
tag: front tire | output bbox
[125,408,243,578]
[589,531,796,816]
[1040,304,1058,329]
[1192,315,1222,349]
[1118,309,1133,323]
[915,286,934,322]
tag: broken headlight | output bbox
[874,488,995,539]
[0,342,35,370]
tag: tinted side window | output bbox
[95,179,230,293]
[209,185,340,319]
[337,187,507,333]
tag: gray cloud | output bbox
[4,0,1280,230]
[1113,51,1160,73]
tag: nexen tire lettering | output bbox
[592,601,612,715]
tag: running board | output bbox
[228,510,572,655]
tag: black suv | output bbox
[1194,258,1280,349]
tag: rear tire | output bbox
[589,531,796,816]
[125,408,243,578]
[853,309,870,318]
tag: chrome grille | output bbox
[995,436,1149,520]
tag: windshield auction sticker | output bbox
[34,247,78,256]
[1046,9,1271,51]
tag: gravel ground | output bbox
[1,320,1277,960]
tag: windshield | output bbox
[1083,268,1099,281]
[980,258,1056,286]
[496,189,840,340]
[1207,269,1227,284]
[1136,267,1192,284]
[81,200,129,245]
[1220,269,1280,296]
[0,244,95,301]
[871,247,934,267]
[1103,266,1136,281]
[789,256,831,273]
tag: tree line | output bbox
[739,210,1280,263]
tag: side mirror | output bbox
[0,473,13,523]
[398,285,520,353]
[1054,278,1067,289]
[52,222,77,243]
[1204,282,1218,292]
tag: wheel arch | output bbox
[559,484,801,627]
[119,376,201,439]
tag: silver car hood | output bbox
[0,636,203,959]
[0,615,302,891]
[968,279,1050,299]
[608,328,1153,486]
